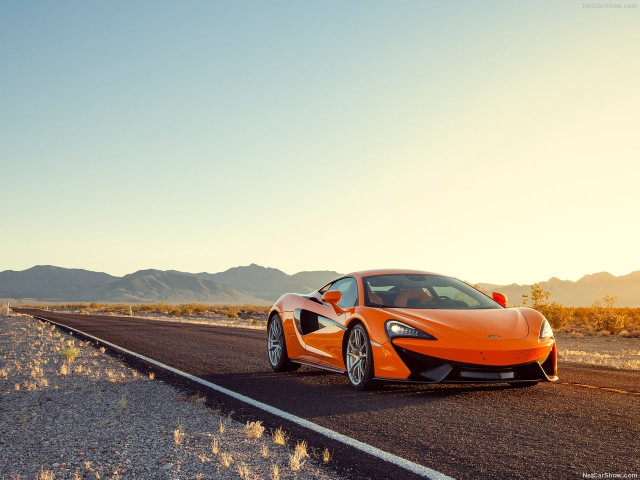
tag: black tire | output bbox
[267,314,300,372]
[344,324,374,390]
[509,381,540,388]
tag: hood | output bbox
[384,307,530,340]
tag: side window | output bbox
[328,277,359,308]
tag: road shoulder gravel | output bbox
[0,314,342,480]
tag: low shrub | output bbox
[521,286,638,335]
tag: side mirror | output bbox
[492,292,508,308]
[322,290,344,315]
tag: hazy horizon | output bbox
[2,2,639,286]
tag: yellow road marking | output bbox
[561,382,639,396]
[601,387,630,394]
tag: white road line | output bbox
[30,314,455,480]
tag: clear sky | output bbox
[1,1,639,285]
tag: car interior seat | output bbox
[394,287,434,307]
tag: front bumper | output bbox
[383,343,558,383]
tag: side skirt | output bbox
[290,358,346,374]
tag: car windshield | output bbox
[363,274,501,310]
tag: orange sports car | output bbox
[267,269,557,389]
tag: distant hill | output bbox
[92,269,265,304]
[0,265,115,300]
[0,264,341,304]
[193,264,341,300]
[479,271,640,307]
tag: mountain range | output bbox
[0,264,340,305]
[477,270,640,308]
[1,265,639,307]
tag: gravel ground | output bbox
[556,332,640,370]
[0,314,343,480]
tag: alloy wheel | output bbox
[346,326,369,386]
[268,318,283,366]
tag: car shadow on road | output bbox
[200,366,543,419]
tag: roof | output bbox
[346,269,445,278]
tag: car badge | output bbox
[488,335,500,338]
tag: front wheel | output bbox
[345,324,374,390]
[268,314,299,372]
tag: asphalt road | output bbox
[14,309,640,480]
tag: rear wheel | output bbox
[345,324,374,390]
[268,314,299,372]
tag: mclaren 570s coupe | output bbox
[267,269,558,390]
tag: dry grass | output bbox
[271,464,280,480]
[59,346,80,362]
[261,443,269,458]
[294,440,309,459]
[219,452,232,468]
[236,462,251,480]
[289,440,309,471]
[245,420,265,439]
[558,321,640,338]
[211,437,220,455]
[35,468,54,480]
[322,447,331,464]
[173,424,185,445]
[272,427,288,446]
[148,372,155,380]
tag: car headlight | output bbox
[539,318,554,340]
[385,320,437,341]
